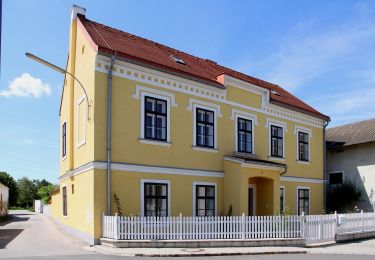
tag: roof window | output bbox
[271,90,281,96]
[170,55,186,65]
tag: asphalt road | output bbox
[1,254,375,260]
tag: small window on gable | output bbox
[170,55,186,65]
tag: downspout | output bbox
[323,119,330,212]
[107,56,116,215]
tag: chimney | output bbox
[71,5,86,21]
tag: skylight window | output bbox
[170,55,186,65]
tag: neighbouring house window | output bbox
[280,187,285,214]
[144,183,168,217]
[196,108,214,148]
[298,132,309,161]
[62,186,67,216]
[297,188,309,215]
[196,185,215,216]
[238,118,252,153]
[329,172,343,185]
[62,122,67,158]
[271,125,283,157]
[144,96,167,141]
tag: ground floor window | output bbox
[195,185,215,216]
[62,186,67,216]
[297,188,309,215]
[280,187,285,214]
[144,183,168,217]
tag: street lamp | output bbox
[25,52,90,120]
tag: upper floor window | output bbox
[238,118,253,153]
[145,96,167,141]
[329,172,343,185]
[62,122,67,158]
[195,185,215,216]
[144,182,168,217]
[271,125,283,157]
[196,108,214,148]
[298,131,309,161]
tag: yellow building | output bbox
[50,6,330,244]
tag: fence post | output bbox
[334,211,338,235]
[301,212,305,239]
[179,213,183,240]
[114,213,119,240]
[361,210,364,232]
[241,213,245,240]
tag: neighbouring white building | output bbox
[0,182,9,217]
[326,118,375,211]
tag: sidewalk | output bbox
[94,245,307,257]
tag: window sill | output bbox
[192,146,218,153]
[234,151,256,158]
[268,156,286,162]
[62,156,67,161]
[139,138,172,147]
[77,140,86,149]
[297,160,310,164]
[63,215,68,219]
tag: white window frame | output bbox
[62,120,67,161]
[280,186,285,213]
[234,114,256,154]
[192,182,217,216]
[190,101,219,152]
[295,125,312,163]
[140,91,171,146]
[328,171,344,185]
[76,96,87,148]
[140,179,171,217]
[266,118,287,161]
[296,186,310,215]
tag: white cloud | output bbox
[0,73,51,98]
[237,20,375,91]
[307,86,375,126]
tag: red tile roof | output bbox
[78,15,329,120]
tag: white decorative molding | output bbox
[230,109,258,125]
[139,139,172,147]
[139,91,171,143]
[59,161,224,181]
[265,118,288,132]
[223,156,285,172]
[192,182,218,216]
[231,111,256,154]
[96,55,325,128]
[133,85,177,107]
[76,95,87,149]
[294,125,312,137]
[281,176,324,184]
[187,98,222,117]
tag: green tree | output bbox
[0,172,18,206]
[327,181,362,213]
[37,184,57,204]
[34,179,52,199]
[17,177,37,208]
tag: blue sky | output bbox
[1,0,375,182]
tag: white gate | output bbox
[304,214,336,244]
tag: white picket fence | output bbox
[337,212,375,234]
[102,212,375,245]
[102,214,302,240]
[304,214,336,244]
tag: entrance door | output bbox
[248,184,256,216]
